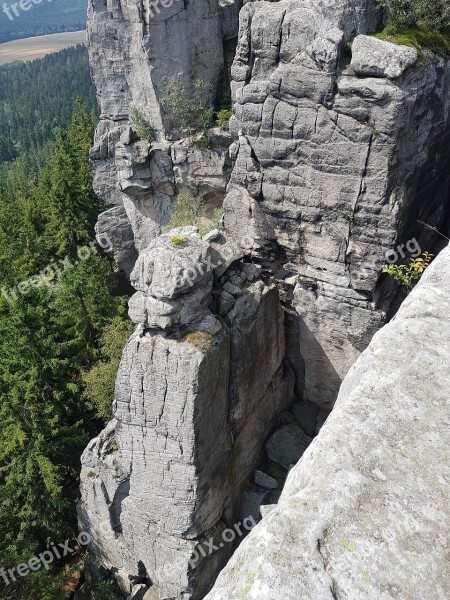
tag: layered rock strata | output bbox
[205,243,450,600]
[88,0,240,268]
[223,1,450,406]
[79,230,293,598]
[82,0,450,597]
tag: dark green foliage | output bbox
[215,109,232,128]
[0,0,87,44]
[380,0,450,31]
[91,579,123,600]
[82,317,135,422]
[213,67,232,115]
[0,100,130,599]
[375,22,450,54]
[130,106,154,141]
[0,45,98,163]
[161,77,214,135]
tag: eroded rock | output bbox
[351,35,418,79]
[205,245,450,600]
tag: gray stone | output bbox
[80,322,231,600]
[205,244,450,600]
[171,134,232,205]
[95,205,138,276]
[128,230,213,329]
[128,584,148,600]
[81,267,293,599]
[219,290,235,316]
[240,262,261,282]
[351,35,418,79]
[260,504,276,518]
[291,402,320,437]
[240,491,266,522]
[315,409,331,435]
[255,470,278,490]
[265,425,312,469]
[203,229,221,242]
[279,411,296,425]
[223,0,450,408]
[223,281,242,298]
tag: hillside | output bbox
[0,0,87,43]
[0,45,97,163]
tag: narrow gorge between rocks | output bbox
[76,1,450,599]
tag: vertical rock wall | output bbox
[222,0,450,407]
[79,231,293,598]
[82,0,450,597]
[204,243,450,600]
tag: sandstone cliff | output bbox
[80,0,450,598]
[205,243,450,600]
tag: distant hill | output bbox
[0,0,87,43]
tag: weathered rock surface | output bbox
[128,229,213,329]
[254,471,278,490]
[223,0,450,407]
[80,232,293,598]
[265,424,312,469]
[96,205,138,276]
[83,0,450,597]
[351,35,418,79]
[88,0,237,267]
[205,244,450,600]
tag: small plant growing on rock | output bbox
[212,207,225,230]
[379,0,450,32]
[376,0,450,53]
[382,251,433,290]
[106,442,120,454]
[167,189,205,230]
[161,77,213,135]
[167,189,225,236]
[92,579,122,600]
[216,108,232,128]
[185,331,213,351]
[170,235,188,246]
[130,106,154,141]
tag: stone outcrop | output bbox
[205,243,450,600]
[222,0,450,407]
[81,0,450,597]
[79,229,293,598]
[87,0,240,273]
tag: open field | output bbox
[0,30,87,65]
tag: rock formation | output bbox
[205,243,450,600]
[223,2,450,407]
[79,229,293,598]
[80,0,450,597]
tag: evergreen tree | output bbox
[0,98,131,599]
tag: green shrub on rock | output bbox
[380,0,450,32]
[130,106,154,141]
[161,77,213,135]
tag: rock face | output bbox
[223,0,450,407]
[79,230,293,598]
[81,0,450,597]
[205,244,450,600]
[88,0,239,273]
[351,35,418,79]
